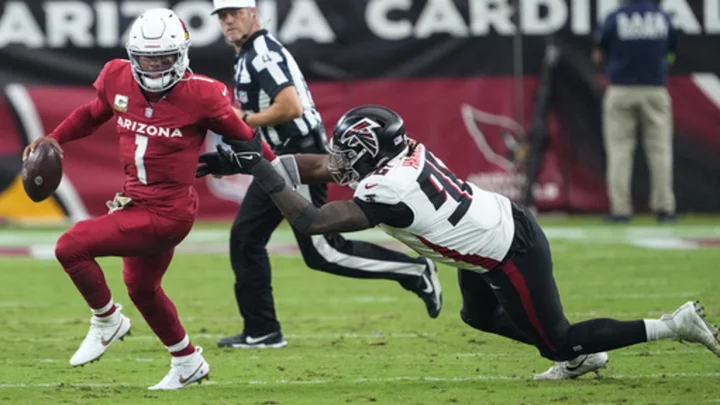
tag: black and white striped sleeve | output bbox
[250,51,294,100]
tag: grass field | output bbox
[0,216,719,405]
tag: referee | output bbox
[211,0,442,349]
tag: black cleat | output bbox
[603,214,631,224]
[656,211,678,224]
[216,331,288,349]
[412,259,443,319]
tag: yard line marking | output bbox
[1,372,719,389]
[7,332,436,343]
[0,308,682,325]
[0,348,710,365]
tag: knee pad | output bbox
[55,232,87,269]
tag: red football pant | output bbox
[55,205,194,353]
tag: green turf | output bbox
[0,219,719,404]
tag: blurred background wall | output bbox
[0,0,718,223]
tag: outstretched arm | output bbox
[196,141,331,185]
[265,183,372,235]
[294,154,333,184]
[242,153,372,235]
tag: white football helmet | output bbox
[126,8,191,92]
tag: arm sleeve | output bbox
[48,63,114,143]
[353,198,414,228]
[251,51,294,100]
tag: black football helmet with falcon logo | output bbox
[329,105,409,186]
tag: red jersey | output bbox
[49,59,275,221]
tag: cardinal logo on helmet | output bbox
[339,118,381,157]
[179,18,190,41]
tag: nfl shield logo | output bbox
[145,108,153,118]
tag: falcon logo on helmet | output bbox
[329,105,410,187]
[339,118,381,157]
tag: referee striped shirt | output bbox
[232,29,322,148]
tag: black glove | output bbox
[195,133,263,178]
[221,130,262,153]
[222,131,265,172]
[197,133,286,194]
[196,149,239,178]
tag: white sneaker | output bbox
[663,301,720,357]
[534,352,609,380]
[148,347,210,390]
[70,304,131,367]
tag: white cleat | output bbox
[534,352,609,380]
[148,347,210,390]
[663,301,720,357]
[70,304,131,367]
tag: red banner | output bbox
[2,75,720,221]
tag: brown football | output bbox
[21,142,63,202]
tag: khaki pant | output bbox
[603,86,675,216]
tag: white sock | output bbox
[91,299,115,317]
[644,319,675,341]
[167,335,191,354]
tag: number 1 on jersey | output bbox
[134,134,148,185]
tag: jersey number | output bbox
[416,152,472,226]
[134,134,148,185]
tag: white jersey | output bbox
[353,142,515,273]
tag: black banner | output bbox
[1,0,719,86]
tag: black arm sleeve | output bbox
[353,198,414,228]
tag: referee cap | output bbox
[211,0,256,15]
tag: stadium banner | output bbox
[1,0,719,222]
[0,0,716,84]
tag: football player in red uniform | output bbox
[22,8,276,390]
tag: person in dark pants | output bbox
[594,0,677,223]
[209,0,442,349]
[199,104,720,378]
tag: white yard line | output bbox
[3,226,720,249]
[3,332,436,344]
[1,372,719,389]
[1,348,706,365]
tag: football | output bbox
[21,142,63,202]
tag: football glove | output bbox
[196,133,301,189]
